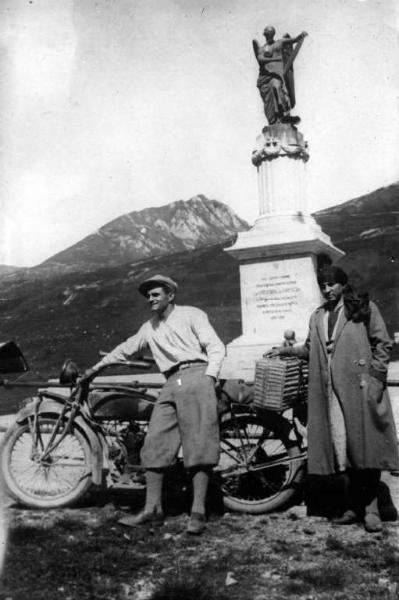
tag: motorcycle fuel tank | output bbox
[88,391,155,421]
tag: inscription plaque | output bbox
[240,256,321,342]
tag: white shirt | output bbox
[93,305,225,379]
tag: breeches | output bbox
[140,364,220,469]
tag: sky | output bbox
[1,0,398,267]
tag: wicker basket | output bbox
[253,356,308,411]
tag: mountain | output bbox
[40,195,249,272]
[0,186,398,397]
[0,265,21,275]
[313,183,399,324]
[314,183,399,244]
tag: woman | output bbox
[268,265,399,532]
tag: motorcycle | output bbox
[0,343,307,514]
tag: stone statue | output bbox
[253,26,308,125]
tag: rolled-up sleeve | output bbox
[190,309,225,378]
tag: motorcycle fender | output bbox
[16,398,104,485]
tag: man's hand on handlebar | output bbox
[78,367,98,385]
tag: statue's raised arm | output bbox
[253,26,308,125]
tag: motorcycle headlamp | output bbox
[59,359,79,385]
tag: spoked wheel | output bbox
[1,417,92,508]
[218,412,305,514]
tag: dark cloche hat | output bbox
[317,265,348,286]
[138,274,178,296]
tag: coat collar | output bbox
[315,307,328,359]
[332,305,347,350]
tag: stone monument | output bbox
[220,27,344,380]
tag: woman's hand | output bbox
[263,347,282,358]
[369,375,384,403]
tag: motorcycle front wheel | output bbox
[1,417,92,508]
[218,412,305,514]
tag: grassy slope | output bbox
[1,235,398,377]
[0,244,241,376]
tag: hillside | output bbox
[0,265,21,275]
[0,243,242,380]
[313,183,399,325]
[0,186,398,383]
[314,183,399,243]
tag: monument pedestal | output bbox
[220,124,344,380]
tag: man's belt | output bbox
[165,360,207,379]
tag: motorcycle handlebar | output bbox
[95,360,153,372]
[0,359,155,389]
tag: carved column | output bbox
[253,124,309,216]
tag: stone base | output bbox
[227,213,343,262]
[222,232,344,380]
[220,253,319,380]
[219,335,276,380]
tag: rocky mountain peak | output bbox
[42,195,249,271]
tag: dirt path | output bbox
[1,491,399,600]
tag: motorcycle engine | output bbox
[105,421,146,486]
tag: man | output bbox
[84,274,225,534]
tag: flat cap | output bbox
[138,274,178,296]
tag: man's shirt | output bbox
[93,305,225,379]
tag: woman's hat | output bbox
[317,265,348,286]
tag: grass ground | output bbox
[1,495,399,600]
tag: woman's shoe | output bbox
[364,512,382,533]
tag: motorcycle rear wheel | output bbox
[218,412,305,514]
[1,417,92,508]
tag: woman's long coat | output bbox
[296,301,399,475]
